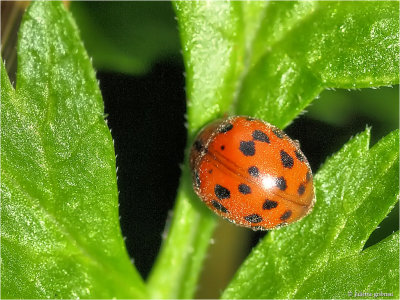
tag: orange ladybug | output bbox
[189,116,315,230]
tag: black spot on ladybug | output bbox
[219,123,233,133]
[220,145,225,150]
[246,117,256,121]
[263,199,278,210]
[306,171,312,182]
[194,171,201,188]
[280,150,294,168]
[248,166,259,177]
[272,128,284,138]
[295,150,305,161]
[280,210,292,221]
[240,141,255,156]
[215,184,231,200]
[252,130,270,143]
[208,169,213,174]
[238,184,251,194]
[276,176,287,191]
[297,183,305,195]
[244,214,263,223]
[212,200,228,213]
[194,140,203,151]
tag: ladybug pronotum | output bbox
[189,116,315,230]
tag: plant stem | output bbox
[147,164,217,299]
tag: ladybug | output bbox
[189,116,315,230]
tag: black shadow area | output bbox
[98,60,186,278]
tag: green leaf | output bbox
[178,1,399,133]
[69,1,180,75]
[1,2,147,298]
[149,1,399,298]
[237,1,399,128]
[295,232,399,299]
[222,129,399,299]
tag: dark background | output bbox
[97,60,187,280]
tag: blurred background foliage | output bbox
[2,1,398,298]
[70,2,181,75]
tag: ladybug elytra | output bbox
[189,116,315,230]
